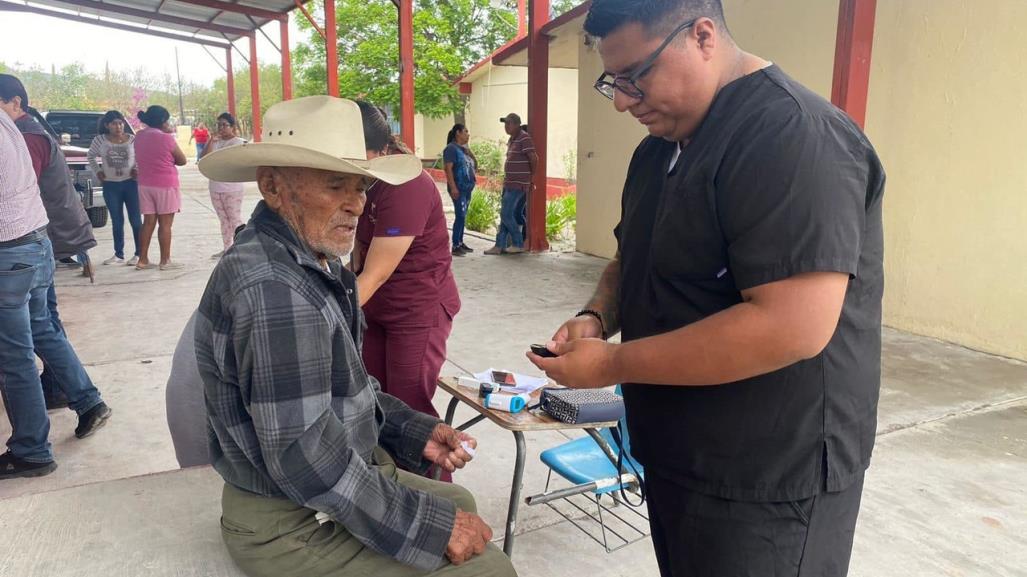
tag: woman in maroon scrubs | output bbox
[354,102,461,430]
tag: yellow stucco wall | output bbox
[174,126,193,159]
[575,0,838,258]
[574,0,1027,360]
[464,64,579,179]
[575,42,648,259]
[414,113,454,161]
[866,0,1027,360]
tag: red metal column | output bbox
[398,0,415,150]
[249,34,262,142]
[226,47,236,117]
[280,17,293,100]
[325,0,339,96]
[831,0,877,129]
[517,0,527,37]
[526,0,550,252]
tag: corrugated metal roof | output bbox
[7,0,302,42]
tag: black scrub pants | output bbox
[646,471,865,577]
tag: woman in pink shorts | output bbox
[133,105,187,270]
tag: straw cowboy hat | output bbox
[198,96,420,185]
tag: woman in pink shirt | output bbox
[133,105,187,270]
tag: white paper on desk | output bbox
[473,369,548,394]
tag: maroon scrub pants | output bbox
[362,305,452,420]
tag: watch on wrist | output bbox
[575,309,607,340]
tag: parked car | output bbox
[28,109,108,228]
[45,110,123,148]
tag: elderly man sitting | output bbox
[196,96,515,577]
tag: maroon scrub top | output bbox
[356,170,461,328]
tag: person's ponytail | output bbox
[385,134,412,155]
[446,123,466,144]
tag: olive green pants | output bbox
[219,450,517,577]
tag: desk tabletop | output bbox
[437,377,619,432]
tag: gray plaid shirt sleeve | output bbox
[374,382,444,474]
[234,280,455,570]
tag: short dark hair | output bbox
[97,110,127,135]
[0,73,30,108]
[217,112,237,127]
[137,105,170,128]
[584,0,728,39]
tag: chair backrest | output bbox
[597,385,639,470]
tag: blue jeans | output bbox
[103,179,142,259]
[451,186,473,248]
[514,190,527,241]
[0,237,102,462]
[39,283,66,403]
[496,188,525,249]
[196,143,205,159]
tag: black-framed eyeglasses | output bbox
[594,18,698,101]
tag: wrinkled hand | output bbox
[96,170,106,183]
[449,188,460,202]
[551,314,604,344]
[446,510,492,565]
[527,338,619,389]
[130,167,138,179]
[423,423,476,473]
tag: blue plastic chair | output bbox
[536,386,648,551]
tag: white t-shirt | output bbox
[87,134,136,182]
[207,136,246,194]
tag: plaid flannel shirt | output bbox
[195,201,455,570]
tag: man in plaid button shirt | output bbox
[195,96,516,577]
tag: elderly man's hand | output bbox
[424,423,476,473]
[446,510,492,565]
[527,338,620,389]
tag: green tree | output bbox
[293,0,518,118]
[206,63,284,136]
[551,0,579,17]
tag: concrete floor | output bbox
[0,165,1024,576]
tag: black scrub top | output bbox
[615,65,886,502]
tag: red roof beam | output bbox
[174,0,287,21]
[294,0,325,39]
[45,0,253,36]
[0,0,231,48]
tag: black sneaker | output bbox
[451,246,466,257]
[55,257,82,269]
[75,402,112,439]
[459,243,474,253]
[0,451,57,480]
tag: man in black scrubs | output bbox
[527,1,885,576]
